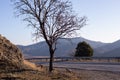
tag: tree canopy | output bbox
[75,41,93,57]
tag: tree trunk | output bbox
[49,48,54,72]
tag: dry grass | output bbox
[0,61,81,80]
[0,60,120,80]
[23,60,42,71]
[69,58,120,63]
[0,67,120,80]
[0,68,80,80]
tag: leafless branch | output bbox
[12,0,87,72]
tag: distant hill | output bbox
[18,37,120,57]
[94,40,120,57]
[18,37,106,57]
[103,47,120,57]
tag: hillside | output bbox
[18,37,106,57]
[0,35,119,80]
[94,40,120,57]
[102,47,120,57]
[0,34,24,70]
[18,37,120,57]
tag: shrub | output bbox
[75,41,93,57]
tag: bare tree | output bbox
[12,0,86,72]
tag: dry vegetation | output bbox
[0,63,80,80]
[0,35,80,80]
[64,58,120,63]
[0,63,120,80]
[0,35,120,80]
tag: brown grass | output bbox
[0,68,80,80]
[0,61,81,80]
[0,60,120,80]
[0,66,120,80]
[23,60,41,70]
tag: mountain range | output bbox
[94,40,120,57]
[17,37,120,57]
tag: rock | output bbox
[0,34,24,70]
[65,68,72,73]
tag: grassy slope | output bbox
[0,60,80,80]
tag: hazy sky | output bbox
[0,0,120,45]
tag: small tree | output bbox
[12,0,86,72]
[75,41,93,57]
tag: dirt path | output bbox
[75,69,120,80]
[57,68,120,80]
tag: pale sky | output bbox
[0,0,120,45]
